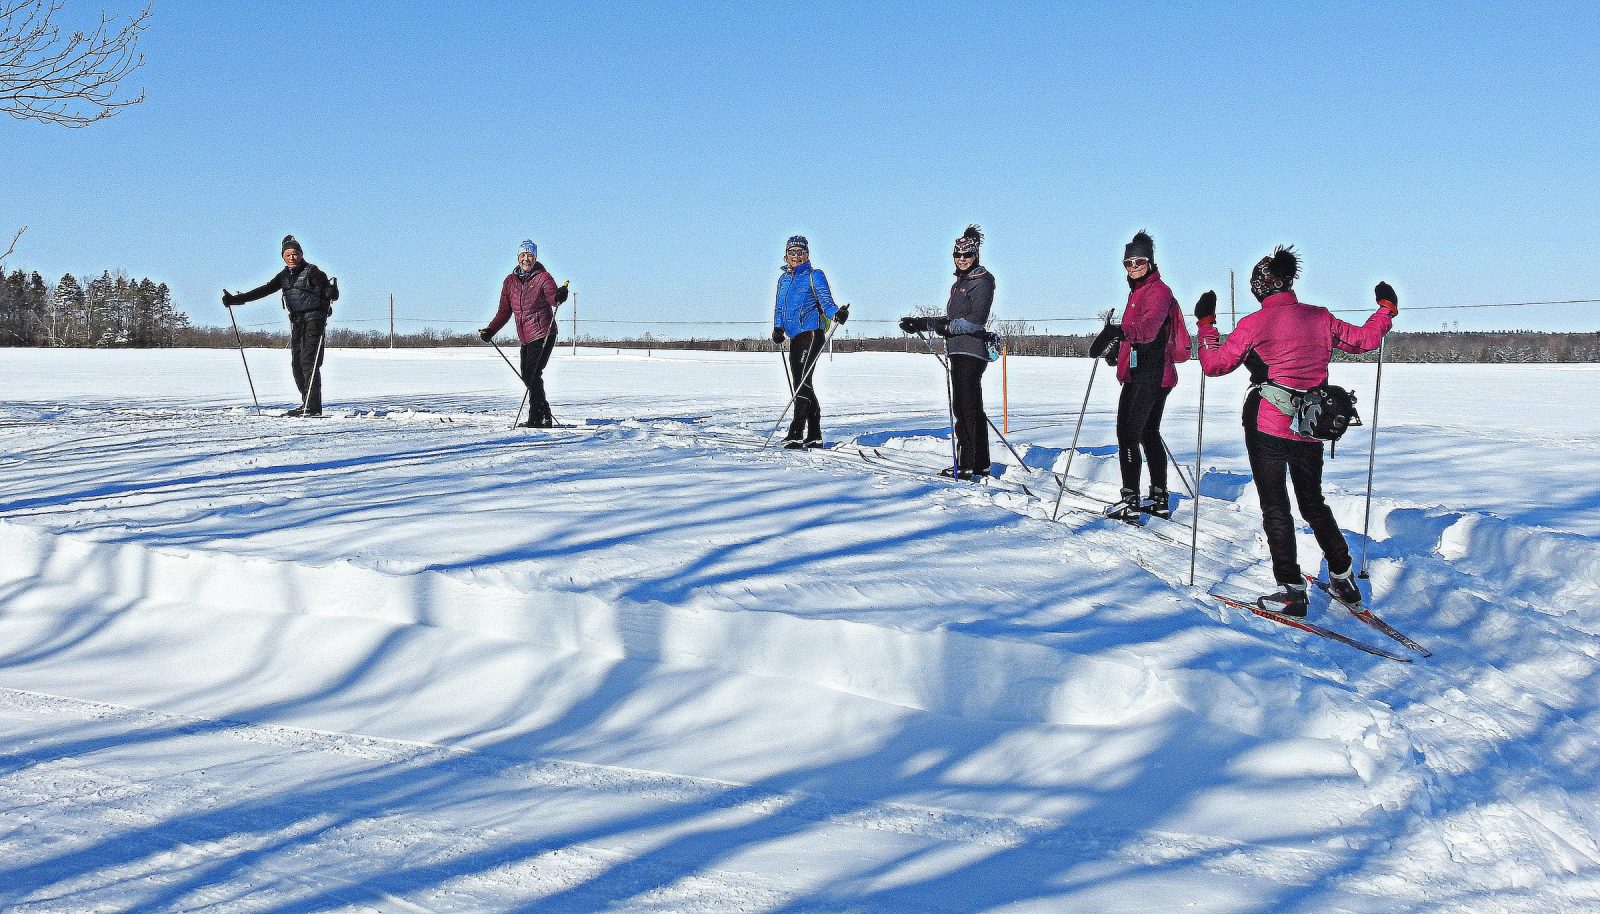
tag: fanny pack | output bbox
[1255,379,1362,443]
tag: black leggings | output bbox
[520,332,556,420]
[950,355,990,473]
[786,329,826,440]
[1246,427,1353,586]
[1117,382,1170,492]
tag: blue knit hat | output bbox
[785,235,808,252]
[519,240,537,258]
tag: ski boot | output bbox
[1327,567,1362,607]
[282,406,305,417]
[1103,488,1142,524]
[803,438,825,450]
[1257,583,1310,618]
[1138,486,1172,520]
[939,466,975,481]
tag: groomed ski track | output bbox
[1,348,1598,913]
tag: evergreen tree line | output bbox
[0,269,190,347]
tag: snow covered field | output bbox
[1,346,1597,913]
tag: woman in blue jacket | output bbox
[772,235,848,448]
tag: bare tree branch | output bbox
[0,224,23,263]
[0,1,148,127]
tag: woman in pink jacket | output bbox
[1197,246,1397,616]
[479,240,567,427]
[1104,231,1190,522]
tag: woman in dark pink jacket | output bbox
[479,240,566,427]
[1197,246,1397,616]
[1105,231,1190,522]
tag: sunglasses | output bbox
[786,248,807,255]
[953,251,977,259]
[1123,257,1150,268]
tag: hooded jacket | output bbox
[1198,290,1392,442]
[487,263,560,344]
[773,261,839,338]
[1115,270,1188,387]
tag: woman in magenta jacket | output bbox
[480,240,566,427]
[1197,246,1397,616]
[1105,231,1190,522]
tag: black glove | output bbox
[932,317,952,337]
[771,327,786,345]
[1374,281,1398,313]
[556,282,570,305]
[222,290,238,308]
[898,316,930,334]
[1089,322,1123,359]
[833,303,849,325]
[478,328,493,343]
[1194,290,1217,322]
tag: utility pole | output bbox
[389,294,395,349]
[1229,270,1236,330]
[571,290,578,355]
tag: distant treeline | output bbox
[3,268,1597,361]
[60,327,1600,363]
[1,269,191,347]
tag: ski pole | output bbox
[299,322,328,415]
[225,298,262,414]
[779,337,795,394]
[1358,339,1386,578]
[908,330,961,475]
[511,390,529,429]
[914,332,1029,471]
[1160,434,1197,498]
[487,336,529,426]
[761,324,837,449]
[1189,367,1206,588]
[1050,355,1100,522]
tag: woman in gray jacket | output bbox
[899,225,994,478]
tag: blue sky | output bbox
[6,1,1598,335]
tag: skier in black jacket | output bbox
[224,235,339,416]
[898,225,995,479]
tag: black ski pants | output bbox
[1246,427,1353,586]
[950,354,991,473]
[290,315,326,413]
[1117,381,1169,493]
[785,329,826,441]
[521,331,557,422]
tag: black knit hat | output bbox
[281,235,303,255]
[1123,230,1154,263]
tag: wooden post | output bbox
[1002,344,1009,433]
